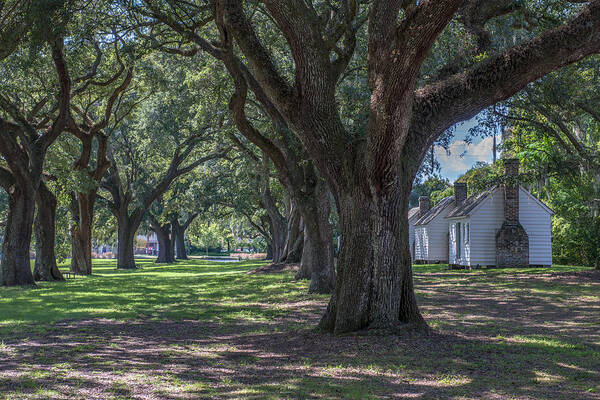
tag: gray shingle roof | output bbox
[414,196,455,226]
[446,187,497,219]
[408,207,420,221]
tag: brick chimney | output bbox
[454,182,467,208]
[496,158,529,267]
[503,158,520,223]
[418,196,431,218]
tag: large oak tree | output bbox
[152,0,600,333]
[130,3,337,293]
[98,53,231,269]
[0,38,71,286]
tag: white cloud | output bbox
[435,136,499,181]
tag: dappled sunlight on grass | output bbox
[0,259,313,333]
[0,260,599,399]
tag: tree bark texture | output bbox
[266,243,273,260]
[285,225,304,264]
[172,220,187,260]
[318,177,424,333]
[171,214,197,260]
[170,228,176,261]
[70,191,95,275]
[0,39,70,286]
[207,0,600,332]
[262,188,287,263]
[151,219,175,264]
[211,30,336,292]
[0,184,36,286]
[295,180,335,294]
[267,220,287,263]
[34,182,63,282]
[174,225,186,259]
[116,217,138,269]
[283,201,303,264]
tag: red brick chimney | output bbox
[419,196,431,218]
[454,182,467,208]
[503,158,520,223]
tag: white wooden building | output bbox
[446,160,554,267]
[408,195,432,260]
[412,159,554,267]
[408,206,420,260]
[413,195,455,263]
[446,185,554,267]
[408,196,431,261]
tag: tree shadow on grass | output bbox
[0,260,310,335]
[1,265,599,399]
[1,311,599,398]
[415,269,600,341]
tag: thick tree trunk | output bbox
[151,220,174,264]
[318,181,425,333]
[295,181,335,293]
[295,229,312,280]
[170,228,177,260]
[155,233,173,263]
[116,219,137,269]
[177,232,187,258]
[271,223,286,263]
[0,185,36,286]
[266,243,273,260]
[34,183,63,282]
[285,227,304,264]
[274,228,287,262]
[282,202,303,263]
[261,178,287,263]
[171,219,190,260]
[70,191,95,275]
[266,217,287,263]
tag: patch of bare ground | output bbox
[246,262,299,275]
[1,268,599,399]
[545,269,600,281]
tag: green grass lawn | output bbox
[0,259,312,334]
[1,259,599,399]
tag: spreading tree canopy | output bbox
[130,0,600,333]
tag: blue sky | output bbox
[435,117,500,182]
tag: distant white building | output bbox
[447,160,554,267]
[90,233,160,258]
[412,159,554,267]
[414,195,455,263]
[137,233,159,255]
[408,205,422,260]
